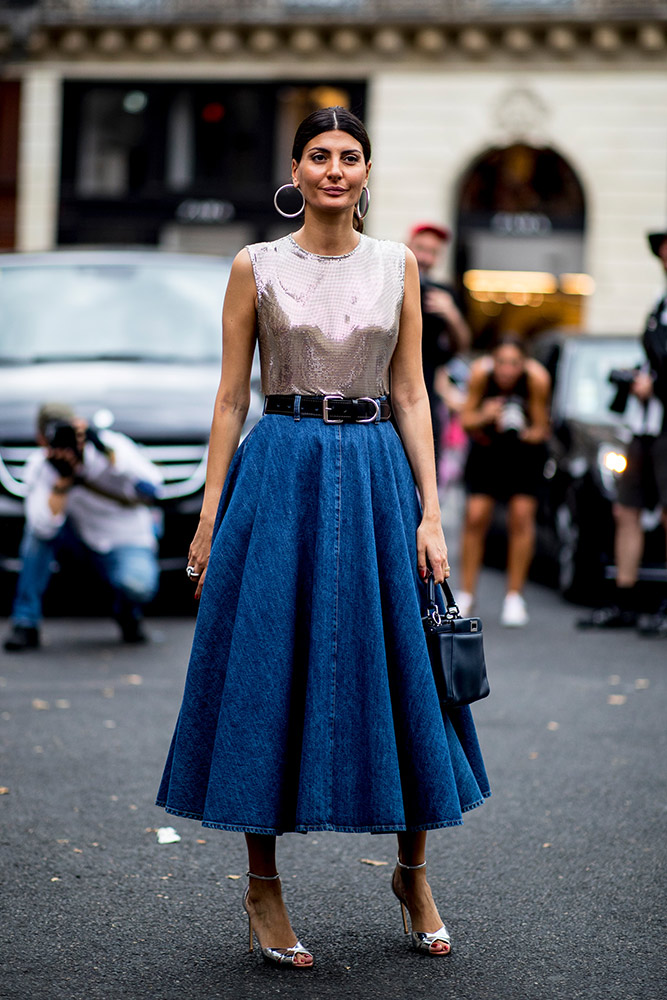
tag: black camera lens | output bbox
[45,421,78,451]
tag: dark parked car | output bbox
[0,249,262,612]
[534,332,664,603]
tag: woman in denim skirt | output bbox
[157,107,490,967]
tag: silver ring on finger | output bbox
[186,565,200,580]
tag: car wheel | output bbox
[555,486,609,605]
[556,496,579,597]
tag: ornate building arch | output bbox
[455,141,591,343]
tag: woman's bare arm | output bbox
[521,359,551,443]
[391,249,449,583]
[188,249,258,596]
[460,360,502,432]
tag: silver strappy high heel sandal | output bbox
[243,871,313,968]
[392,857,451,955]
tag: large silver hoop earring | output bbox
[274,184,305,219]
[356,187,370,221]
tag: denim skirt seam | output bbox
[461,792,492,814]
[201,819,468,835]
[158,801,481,835]
[157,802,204,822]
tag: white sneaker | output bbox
[501,592,529,627]
[456,592,474,617]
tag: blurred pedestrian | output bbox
[157,107,489,968]
[407,223,472,471]
[3,403,161,651]
[434,359,470,488]
[458,335,551,626]
[578,229,667,634]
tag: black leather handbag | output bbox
[422,577,490,708]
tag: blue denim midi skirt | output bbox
[157,415,490,834]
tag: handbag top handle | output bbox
[426,575,460,618]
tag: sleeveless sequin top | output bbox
[246,233,406,398]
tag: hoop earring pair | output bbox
[273,184,371,221]
[273,184,305,219]
[356,186,370,221]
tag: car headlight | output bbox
[601,450,627,474]
[597,444,627,497]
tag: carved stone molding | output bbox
[171,28,203,56]
[637,24,666,51]
[372,28,405,56]
[493,86,551,147]
[591,25,623,55]
[58,28,87,56]
[133,28,163,55]
[459,28,491,58]
[330,28,363,57]
[546,27,578,56]
[502,28,534,56]
[289,28,322,57]
[11,21,667,65]
[247,28,280,55]
[414,27,448,56]
[208,28,240,56]
[95,28,125,56]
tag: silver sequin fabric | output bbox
[246,234,406,398]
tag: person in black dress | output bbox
[459,335,550,626]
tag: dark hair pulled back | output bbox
[291,106,371,232]
[291,106,371,163]
[493,333,527,356]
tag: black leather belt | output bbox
[264,394,392,424]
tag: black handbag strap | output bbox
[426,575,460,619]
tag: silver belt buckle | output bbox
[356,397,381,423]
[323,393,344,424]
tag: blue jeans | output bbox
[12,521,159,628]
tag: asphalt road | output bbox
[1,566,665,1000]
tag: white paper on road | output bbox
[156,826,181,844]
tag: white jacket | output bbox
[24,429,161,553]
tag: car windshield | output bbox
[562,338,645,422]
[0,260,230,363]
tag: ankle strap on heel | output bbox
[247,870,280,880]
[396,856,427,870]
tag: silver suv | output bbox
[0,249,262,609]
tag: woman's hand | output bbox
[631,371,654,402]
[520,424,548,444]
[423,286,458,323]
[478,397,503,427]
[187,518,214,600]
[417,515,450,584]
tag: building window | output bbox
[75,88,152,197]
[59,79,365,247]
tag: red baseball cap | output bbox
[409,222,452,242]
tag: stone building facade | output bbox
[1,0,666,336]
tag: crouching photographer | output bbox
[4,403,161,651]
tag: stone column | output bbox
[16,68,62,251]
